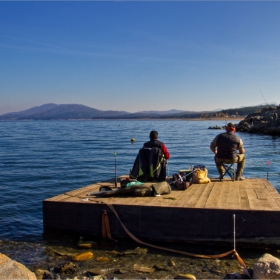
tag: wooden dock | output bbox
[43,176,280,246]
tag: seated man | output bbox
[130,130,170,182]
[210,122,246,180]
[143,130,170,159]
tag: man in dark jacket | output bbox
[143,130,170,160]
[210,123,246,180]
[130,130,170,182]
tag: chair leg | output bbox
[228,167,235,181]
[221,164,235,181]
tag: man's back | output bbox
[216,132,241,159]
[143,139,170,160]
[131,147,167,182]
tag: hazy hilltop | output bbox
[0,103,129,120]
[0,103,277,120]
[0,104,193,120]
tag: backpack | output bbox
[171,173,190,190]
[130,147,167,182]
[192,165,211,184]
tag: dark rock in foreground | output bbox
[236,105,280,135]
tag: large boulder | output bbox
[253,253,280,279]
[236,106,280,135]
[0,253,37,280]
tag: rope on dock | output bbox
[103,203,251,278]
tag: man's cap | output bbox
[226,122,235,127]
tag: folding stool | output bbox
[220,163,236,181]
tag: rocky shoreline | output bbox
[2,248,280,280]
[236,105,280,135]
[207,106,280,135]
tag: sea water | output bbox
[0,120,279,279]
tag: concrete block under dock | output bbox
[43,176,280,246]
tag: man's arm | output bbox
[210,135,219,154]
[238,139,245,154]
[162,143,170,159]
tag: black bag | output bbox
[172,173,189,190]
[130,147,167,182]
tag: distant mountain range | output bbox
[0,103,276,120]
[0,104,128,120]
[0,103,201,120]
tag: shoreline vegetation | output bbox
[154,117,245,121]
[0,103,277,121]
[0,117,245,121]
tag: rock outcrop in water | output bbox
[236,105,280,135]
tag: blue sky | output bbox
[1,1,280,115]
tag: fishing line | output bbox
[259,87,267,106]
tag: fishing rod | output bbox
[259,88,267,106]
[114,150,117,187]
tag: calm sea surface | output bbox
[0,120,280,279]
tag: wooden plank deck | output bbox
[43,176,280,246]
